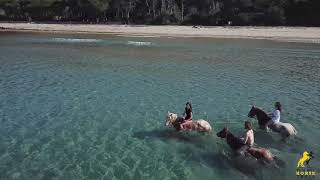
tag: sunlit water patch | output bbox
[52,38,103,43]
[127,41,153,46]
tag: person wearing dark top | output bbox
[180,102,193,130]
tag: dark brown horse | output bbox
[217,127,274,162]
[247,106,271,128]
[216,127,244,150]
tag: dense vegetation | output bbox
[0,0,319,26]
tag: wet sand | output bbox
[1,22,320,43]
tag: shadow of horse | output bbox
[133,129,261,178]
[194,150,284,179]
[132,129,285,178]
[253,129,307,155]
[132,129,213,148]
[203,151,262,178]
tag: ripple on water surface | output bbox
[0,33,320,180]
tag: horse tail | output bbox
[292,126,297,135]
[287,124,297,136]
[196,120,212,133]
[280,123,297,137]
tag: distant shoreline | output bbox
[1,23,320,43]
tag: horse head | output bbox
[248,106,270,127]
[247,106,256,118]
[165,112,178,126]
[216,127,229,138]
[217,127,243,150]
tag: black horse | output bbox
[247,106,271,128]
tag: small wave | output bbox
[117,35,160,38]
[127,41,152,46]
[52,38,102,43]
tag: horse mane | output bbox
[168,113,183,122]
[254,107,269,119]
[171,114,185,125]
[253,107,271,126]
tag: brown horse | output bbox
[216,127,274,162]
[247,106,297,138]
[216,127,244,150]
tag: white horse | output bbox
[165,112,213,133]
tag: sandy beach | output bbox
[1,22,320,43]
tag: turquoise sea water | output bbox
[0,32,319,180]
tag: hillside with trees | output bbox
[0,0,319,26]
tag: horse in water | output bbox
[247,106,297,138]
[216,127,274,162]
[165,112,212,133]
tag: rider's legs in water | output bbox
[180,119,193,130]
[265,120,274,132]
[236,145,251,156]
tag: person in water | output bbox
[238,121,254,155]
[180,102,193,130]
[242,121,254,146]
[266,102,282,130]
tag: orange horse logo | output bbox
[297,151,314,168]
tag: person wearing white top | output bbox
[266,102,282,130]
[271,109,281,123]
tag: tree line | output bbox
[0,0,319,26]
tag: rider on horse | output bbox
[266,102,282,131]
[238,121,255,155]
[180,102,193,130]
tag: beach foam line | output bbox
[52,38,102,43]
[127,41,153,46]
[117,35,161,38]
[274,38,320,44]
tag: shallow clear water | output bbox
[0,32,319,180]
